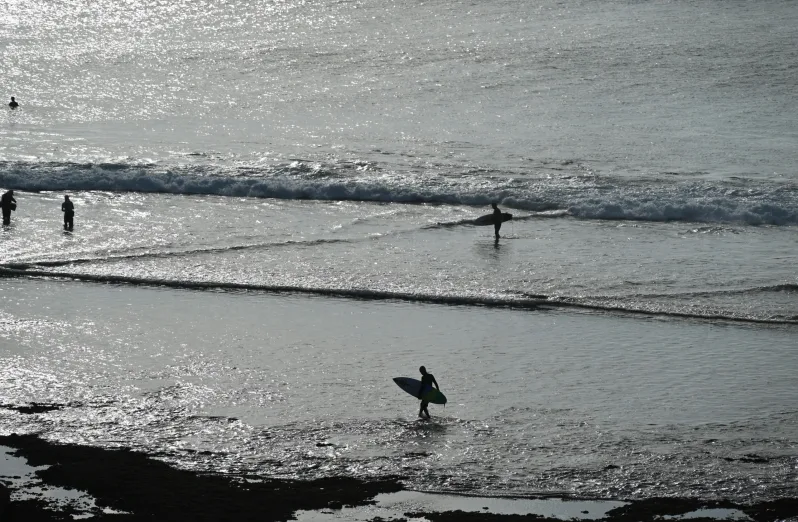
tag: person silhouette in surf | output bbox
[491,202,503,239]
[418,366,440,419]
[1,190,16,226]
[61,195,74,231]
[8,97,18,109]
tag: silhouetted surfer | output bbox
[418,366,440,419]
[8,97,18,109]
[61,195,74,231]
[491,202,502,239]
[1,190,16,226]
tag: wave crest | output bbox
[1,161,797,226]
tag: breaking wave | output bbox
[1,160,797,226]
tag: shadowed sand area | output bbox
[1,434,796,521]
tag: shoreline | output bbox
[1,434,795,522]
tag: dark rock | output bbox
[0,433,401,522]
[742,498,798,522]
[0,403,64,415]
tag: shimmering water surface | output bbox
[1,278,797,503]
[0,0,797,509]
[1,193,797,322]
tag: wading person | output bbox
[61,195,74,231]
[418,366,440,419]
[491,202,503,239]
[1,190,16,226]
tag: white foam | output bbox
[1,162,796,226]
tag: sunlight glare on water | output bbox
[1,279,796,501]
[0,0,797,512]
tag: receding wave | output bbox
[608,284,798,300]
[2,267,796,325]
[2,160,797,226]
[1,238,350,270]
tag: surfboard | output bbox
[10,203,16,211]
[473,212,512,226]
[393,377,447,405]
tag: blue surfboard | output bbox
[393,377,447,404]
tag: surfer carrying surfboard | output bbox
[418,366,440,419]
[491,202,503,239]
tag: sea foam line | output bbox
[1,268,796,325]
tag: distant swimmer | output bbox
[61,195,74,231]
[417,366,440,419]
[8,97,18,109]
[491,202,502,239]
[1,190,16,226]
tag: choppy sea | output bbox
[1,0,796,509]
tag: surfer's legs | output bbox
[494,222,501,238]
[64,212,74,230]
[2,210,10,226]
[419,400,430,419]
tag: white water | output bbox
[2,162,798,225]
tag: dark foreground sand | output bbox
[0,433,795,522]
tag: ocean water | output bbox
[1,278,797,504]
[1,0,797,509]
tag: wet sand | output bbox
[1,433,796,522]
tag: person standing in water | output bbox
[1,190,16,226]
[491,202,503,239]
[8,97,18,109]
[418,366,440,419]
[61,195,74,231]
